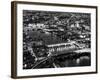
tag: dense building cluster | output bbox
[23,10,91,69]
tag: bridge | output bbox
[31,41,90,68]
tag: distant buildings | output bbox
[28,23,46,30]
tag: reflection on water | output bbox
[56,55,91,67]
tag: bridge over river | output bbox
[31,41,91,68]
